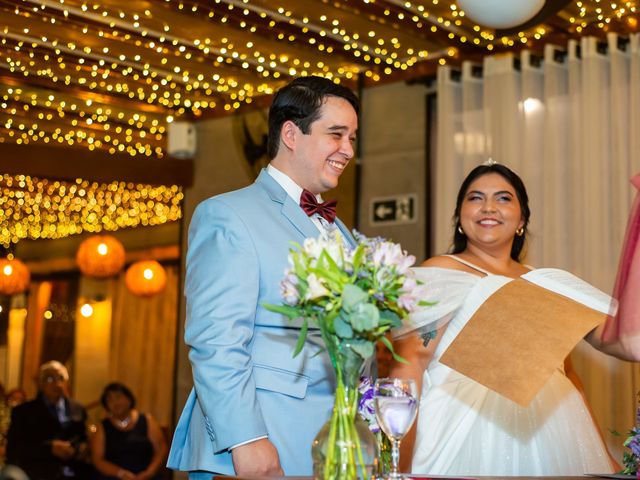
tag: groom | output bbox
[167,76,359,477]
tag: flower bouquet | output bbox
[619,393,640,476]
[265,230,424,480]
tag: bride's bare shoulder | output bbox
[419,255,465,271]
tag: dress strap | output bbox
[442,254,492,275]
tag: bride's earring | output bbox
[516,227,525,236]
[457,225,465,235]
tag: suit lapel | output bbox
[256,168,357,246]
[334,219,356,248]
[256,169,319,240]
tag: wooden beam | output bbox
[0,73,168,117]
[0,143,193,187]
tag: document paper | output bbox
[440,270,610,407]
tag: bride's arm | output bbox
[584,323,640,361]
[388,327,445,473]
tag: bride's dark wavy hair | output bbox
[451,163,530,261]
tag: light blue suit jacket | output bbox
[168,169,355,475]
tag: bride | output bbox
[390,162,640,475]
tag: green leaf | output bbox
[292,254,308,279]
[334,315,354,338]
[418,300,437,307]
[319,249,341,272]
[350,303,379,331]
[308,265,344,291]
[262,303,301,319]
[292,318,309,357]
[349,339,375,359]
[380,335,408,364]
[351,244,366,273]
[379,309,401,327]
[342,284,368,311]
[322,307,341,334]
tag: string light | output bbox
[0,0,636,160]
[0,173,183,247]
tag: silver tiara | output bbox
[483,158,498,166]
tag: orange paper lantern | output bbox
[125,260,167,297]
[76,235,126,278]
[0,256,31,295]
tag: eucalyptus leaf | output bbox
[338,343,367,385]
[334,315,354,339]
[349,339,375,360]
[379,309,402,328]
[350,303,379,332]
[342,284,368,311]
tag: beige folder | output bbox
[439,278,605,407]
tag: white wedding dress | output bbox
[397,262,616,476]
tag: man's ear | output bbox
[280,120,298,151]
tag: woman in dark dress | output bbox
[91,383,167,480]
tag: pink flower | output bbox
[398,276,428,312]
[371,241,415,274]
[281,270,299,305]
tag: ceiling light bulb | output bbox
[457,0,544,29]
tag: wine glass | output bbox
[374,377,418,479]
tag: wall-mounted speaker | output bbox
[167,121,197,159]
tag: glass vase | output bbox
[374,430,392,477]
[312,380,378,480]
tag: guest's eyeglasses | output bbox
[44,375,66,383]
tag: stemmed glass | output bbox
[374,378,418,479]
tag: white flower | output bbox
[305,273,330,300]
[302,237,324,265]
[324,238,345,268]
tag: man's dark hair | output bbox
[267,76,359,159]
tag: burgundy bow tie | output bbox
[300,189,337,223]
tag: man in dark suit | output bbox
[6,361,91,480]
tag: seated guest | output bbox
[6,389,27,409]
[6,361,91,480]
[91,383,167,480]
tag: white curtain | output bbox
[435,33,640,460]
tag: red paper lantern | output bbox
[0,256,31,295]
[125,260,167,297]
[76,235,126,278]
